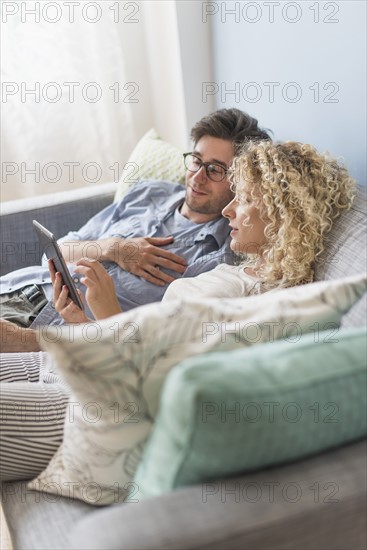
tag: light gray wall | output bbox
[209,0,366,185]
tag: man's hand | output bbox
[106,236,187,286]
[60,235,187,286]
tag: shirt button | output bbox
[73,277,79,283]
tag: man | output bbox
[0,108,270,352]
[0,109,270,480]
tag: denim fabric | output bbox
[0,285,47,328]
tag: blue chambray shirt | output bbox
[0,180,234,327]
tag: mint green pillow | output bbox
[114,129,186,202]
[134,328,367,498]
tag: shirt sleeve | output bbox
[58,202,119,244]
[57,181,152,244]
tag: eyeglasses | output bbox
[183,153,228,182]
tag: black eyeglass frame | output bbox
[183,152,228,182]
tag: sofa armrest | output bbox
[71,439,365,550]
[0,183,116,275]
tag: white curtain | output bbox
[1,1,194,201]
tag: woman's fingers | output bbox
[50,261,65,305]
[54,285,87,323]
[48,259,56,284]
[54,283,70,312]
[53,272,63,303]
[75,259,109,283]
[74,259,120,320]
[49,266,88,324]
[76,259,105,270]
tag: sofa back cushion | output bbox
[315,186,367,327]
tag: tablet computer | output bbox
[32,220,84,310]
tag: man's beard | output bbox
[184,191,233,216]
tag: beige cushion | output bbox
[114,129,186,202]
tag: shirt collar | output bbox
[157,188,230,247]
[196,215,231,247]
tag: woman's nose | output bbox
[222,198,235,218]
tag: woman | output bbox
[53,140,355,320]
[0,141,355,480]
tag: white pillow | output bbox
[28,274,366,505]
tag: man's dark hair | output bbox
[190,108,271,153]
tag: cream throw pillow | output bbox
[114,129,186,202]
[28,274,367,505]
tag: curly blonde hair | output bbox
[229,140,356,287]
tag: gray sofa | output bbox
[1,183,366,550]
